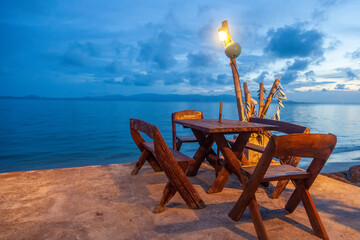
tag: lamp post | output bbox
[218,20,245,121]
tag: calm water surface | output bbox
[1,99,360,173]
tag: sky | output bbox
[0,0,360,103]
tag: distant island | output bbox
[0,94,302,103]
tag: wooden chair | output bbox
[172,110,203,151]
[130,118,206,213]
[228,133,337,240]
[228,117,310,199]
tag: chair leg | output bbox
[176,141,182,151]
[272,156,301,199]
[131,150,150,175]
[271,179,290,199]
[147,154,163,172]
[285,188,301,213]
[248,197,269,240]
[293,180,329,240]
[153,182,177,213]
[229,194,269,240]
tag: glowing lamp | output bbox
[218,30,228,42]
[218,20,241,59]
[217,20,231,45]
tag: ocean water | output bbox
[1,99,360,173]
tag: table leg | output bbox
[208,133,251,193]
[207,164,232,193]
[231,133,251,166]
[186,129,215,176]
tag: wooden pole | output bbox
[243,82,252,120]
[259,77,281,119]
[258,83,264,118]
[230,58,245,121]
[219,102,223,123]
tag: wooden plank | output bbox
[176,136,197,142]
[174,119,278,134]
[143,142,195,163]
[242,165,311,182]
[249,118,309,135]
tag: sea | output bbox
[1,98,360,173]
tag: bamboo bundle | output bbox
[258,83,264,117]
[259,76,281,119]
[243,82,252,120]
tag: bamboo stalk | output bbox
[243,82,252,120]
[259,76,281,119]
[219,102,223,123]
[230,58,245,121]
[259,82,264,118]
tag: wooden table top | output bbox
[174,119,279,134]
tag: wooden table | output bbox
[174,119,279,193]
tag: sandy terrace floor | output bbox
[0,162,360,240]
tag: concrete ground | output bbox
[0,162,359,240]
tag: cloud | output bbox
[137,31,177,70]
[106,61,122,73]
[265,24,324,59]
[335,83,348,90]
[281,58,311,84]
[253,71,269,83]
[187,70,214,86]
[213,74,232,85]
[281,71,299,85]
[187,51,216,68]
[336,68,359,80]
[352,48,360,59]
[305,70,315,81]
[103,70,187,86]
[287,59,310,71]
[62,42,100,67]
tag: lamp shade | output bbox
[225,41,241,59]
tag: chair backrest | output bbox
[249,133,337,188]
[249,117,310,134]
[130,118,202,206]
[249,117,310,166]
[171,110,203,149]
[130,118,173,161]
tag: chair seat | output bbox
[142,142,195,163]
[242,164,311,182]
[228,139,265,153]
[176,135,198,143]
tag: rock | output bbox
[322,172,352,184]
[346,165,360,183]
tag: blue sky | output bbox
[0,0,359,103]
